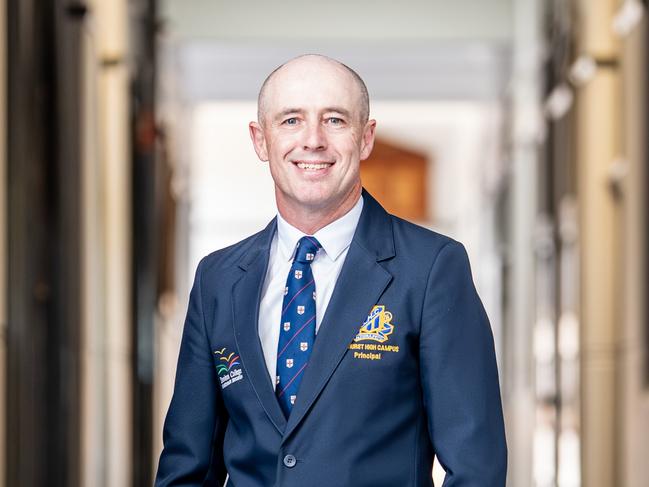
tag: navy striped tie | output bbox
[275,236,321,417]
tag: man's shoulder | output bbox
[197,223,274,275]
[387,212,460,257]
[358,190,461,266]
[385,213,474,287]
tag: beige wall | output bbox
[576,0,622,480]
[577,1,649,486]
[81,1,133,486]
[578,65,621,487]
[620,13,648,487]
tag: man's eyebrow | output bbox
[273,107,353,120]
[274,108,304,120]
[322,107,352,118]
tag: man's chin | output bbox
[293,194,335,211]
[293,191,360,215]
[276,189,336,214]
[276,181,361,216]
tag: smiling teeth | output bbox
[297,162,331,170]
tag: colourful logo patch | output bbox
[354,305,395,343]
[214,347,244,389]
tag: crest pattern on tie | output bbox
[275,236,322,417]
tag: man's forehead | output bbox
[267,59,356,94]
[264,61,359,110]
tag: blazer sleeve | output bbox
[155,259,228,486]
[419,241,507,486]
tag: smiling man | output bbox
[250,56,374,233]
[155,55,507,487]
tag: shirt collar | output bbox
[276,195,364,263]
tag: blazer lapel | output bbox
[231,219,288,434]
[282,190,395,441]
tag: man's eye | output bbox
[283,117,298,125]
[327,117,343,125]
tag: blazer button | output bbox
[283,454,297,468]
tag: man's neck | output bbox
[277,187,362,235]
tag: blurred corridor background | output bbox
[0,0,647,486]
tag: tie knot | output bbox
[294,236,321,264]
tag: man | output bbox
[155,54,507,486]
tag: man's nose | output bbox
[302,122,327,151]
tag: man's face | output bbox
[250,58,375,216]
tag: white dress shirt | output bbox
[258,195,364,388]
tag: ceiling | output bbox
[161,0,513,42]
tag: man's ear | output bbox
[359,119,377,161]
[249,121,269,161]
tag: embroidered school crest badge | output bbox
[353,305,395,343]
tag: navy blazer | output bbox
[155,190,507,487]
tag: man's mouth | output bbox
[293,161,334,171]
